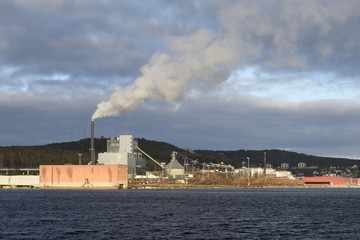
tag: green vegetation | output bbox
[0,138,106,168]
[0,138,357,170]
[195,149,359,169]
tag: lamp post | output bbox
[246,157,250,186]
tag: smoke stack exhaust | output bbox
[90,121,95,165]
[264,152,266,178]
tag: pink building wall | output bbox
[303,176,359,185]
[40,165,128,188]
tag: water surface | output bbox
[1,188,360,239]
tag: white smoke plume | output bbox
[92,0,359,121]
[92,28,240,120]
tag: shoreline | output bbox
[128,184,360,189]
[2,176,360,189]
[2,184,360,190]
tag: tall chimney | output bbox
[90,121,95,165]
[264,151,266,178]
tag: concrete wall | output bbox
[119,135,134,153]
[303,176,359,185]
[0,175,39,187]
[167,169,185,179]
[98,152,128,165]
[39,165,128,188]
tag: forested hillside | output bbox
[195,149,359,169]
[0,139,106,168]
[0,138,191,168]
[0,138,357,169]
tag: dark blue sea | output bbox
[1,188,360,239]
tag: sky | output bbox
[1,0,360,159]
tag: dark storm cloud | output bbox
[0,0,219,80]
[0,1,153,79]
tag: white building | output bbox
[97,135,146,178]
[235,167,294,179]
[298,162,307,169]
[281,163,290,170]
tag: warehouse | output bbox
[303,176,359,185]
[97,135,146,178]
[39,165,128,189]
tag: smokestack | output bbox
[264,152,266,178]
[90,121,95,165]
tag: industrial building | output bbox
[38,121,131,189]
[37,126,185,188]
[234,167,294,179]
[165,152,185,179]
[97,135,146,178]
[4,121,189,189]
[303,176,359,185]
[39,165,128,188]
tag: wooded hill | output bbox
[0,138,358,169]
[195,149,359,169]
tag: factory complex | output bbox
[1,122,360,189]
[34,121,188,189]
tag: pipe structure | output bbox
[136,146,163,168]
[90,121,95,165]
[264,152,267,178]
[246,157,250,186]
[136,146,166,178]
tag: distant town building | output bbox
[204,162,235,173]
[281,163,290,170]
[298,162,307,169]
